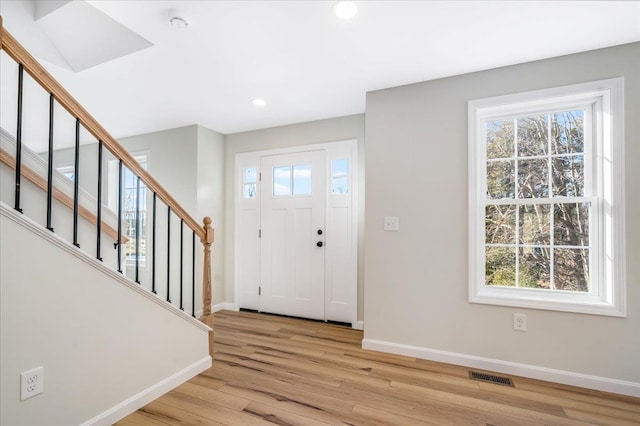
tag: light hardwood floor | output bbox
[117,310,640,425]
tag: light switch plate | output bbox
[384,216,399,231]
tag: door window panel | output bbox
[273,166,292,196]
[331,159,349,194]
[272,164,314,197]
[245,167,257,183]
[243,167,257,199]
[293,164,312,195]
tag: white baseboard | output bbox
[81,356,212,426]
[195,302,239,318]
[211,302,239,313]
[353,320,364,330]
[362,339,640,398]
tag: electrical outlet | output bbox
[20,367,44,401]
[513,313,527,331]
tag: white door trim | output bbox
[234,139,358,327]
[235,139,356,158]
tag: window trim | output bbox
[468,78,626,317]
[55,164,75,181]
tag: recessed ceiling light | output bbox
[252,99,267,107]
[333,1,358,20]
[168,9,189,29]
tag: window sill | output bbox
[469,286,626,317]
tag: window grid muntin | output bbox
[487,244,591,250]
[484,200,594,292]
[486,111,590,198]
[482,105,595,294]
[487,152,586,163]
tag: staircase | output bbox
[0,17,214,425]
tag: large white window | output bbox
[468,79,625,316]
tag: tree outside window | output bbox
[484,111,590,292]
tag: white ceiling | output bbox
[1,0,639,152]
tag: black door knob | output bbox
[317,229,323,235]
[316,241,323,247]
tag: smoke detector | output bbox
[168,9,189,29]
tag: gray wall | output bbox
[120,125,226,307]
[364,42,640,383]
[224,114,366,319]
[119,125,199,217]
[51,125,200,215]
[196,126,226,304]
[52,124,226,310]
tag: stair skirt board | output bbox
[79,356,212,426]
[0,203,210,332]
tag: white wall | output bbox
[224,114,366,320]
[364,42,640,393]
[0,206,210,426]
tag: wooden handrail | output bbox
[0,148,128,243]
[0,23,205,241]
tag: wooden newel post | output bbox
[199,216,215,356]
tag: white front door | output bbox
[235,140,357,325]
[259,150,326,319]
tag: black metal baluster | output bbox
[14,64,24,213]
[96,141,103,261]
[180,219,184,310]
[135,176,141,284]
[117,160,123,273]
[192,230,196,318]
[166,206,171,303]
[72,119,80,248]
[151,193,157,294]
[46,93,54,231]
